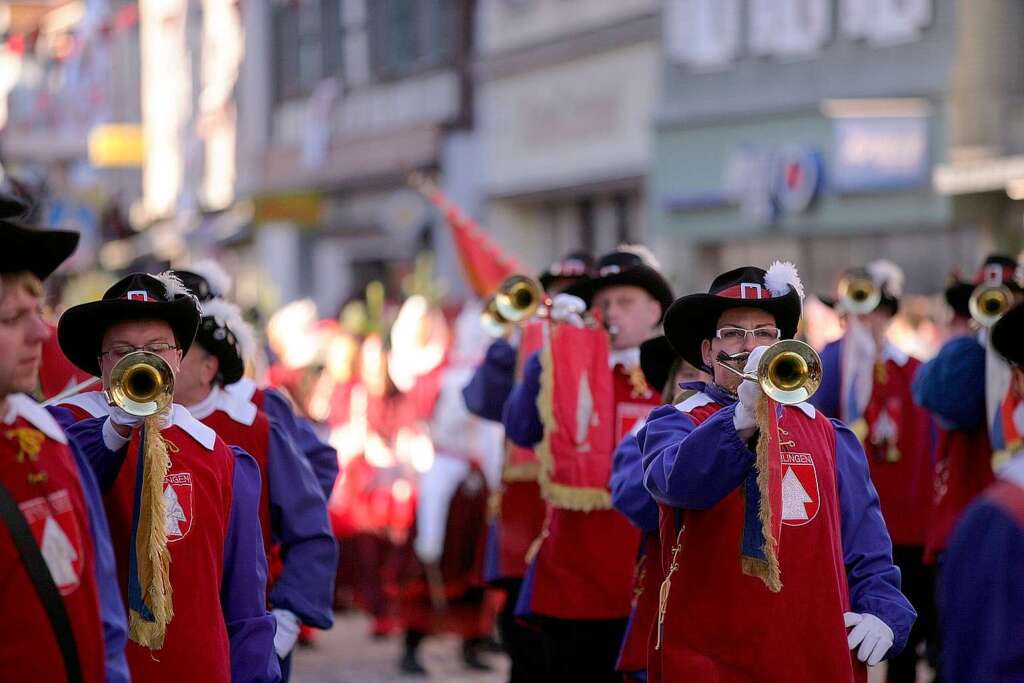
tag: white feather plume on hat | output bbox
[764,261,805,301]
[866,259,905,298]
[618,244,662,271]
[154,270,193,302]
[200,297,256,363]
[186,259,233,298]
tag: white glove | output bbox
[549,293,587,328]
[732,346,767,436]
[844,612,894,666]
[109,406,144,430]
[272,608,300,659]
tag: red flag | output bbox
[536,324,615,510]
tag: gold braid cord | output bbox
[739,396,783,593]
[534,341,612,511]
[128,412,175,648]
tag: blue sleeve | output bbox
[462,339,517,423]
[223,448,281,683]
[263,387,338,500]
[833,420,916,656]
[940,497,1024,682]
[66,432,130,683]
[266,422,338,629]
[502,352,544,448]
[640,404,754,510]
[912,337,986,430]
[63,415,127,493]
[611,432,660,532]
[809,339,842,419]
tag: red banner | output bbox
[536,324,615,510]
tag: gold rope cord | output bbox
[739,395,783,593]
[128,412,175,648]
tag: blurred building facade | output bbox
[474,0,661,271]
[650,0,1022,296]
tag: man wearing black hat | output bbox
[501,246,671,682]
[638,262,914,682]
[811,261,936,683]
[173,295,336,681]
[940,301,1024,681]
[0,206,130,682]
[54,272,279,683]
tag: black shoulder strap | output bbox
[0,481,82,683]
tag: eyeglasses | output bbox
[100,342,179,360]
[715,326,781,346]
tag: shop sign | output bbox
[831,116,929,192]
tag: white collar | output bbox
[225,377,257,402]
[609,347,640,370]
[169,405,217,450]
[3,394,67,444]
[187,386,257,426]
[675,391,715,413]
[1000,452,1024,489]
[881,343,909,367]
[59,391,111,418]
[791,402,817,419]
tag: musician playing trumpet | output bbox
[639,262,914,683]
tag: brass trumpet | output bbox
[968,283,1013,327]
[106,351,175,417]
[480,296,514,338]
[494,275,545,323]
[716,340,823,405]
[837,271,881,315]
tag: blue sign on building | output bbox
[830,116,930,192]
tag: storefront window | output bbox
[368,0,458,81]
[273,0,344,104]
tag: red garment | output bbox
[616,532,661,675]
[985,479,1024,526]
[861,358,935,546]
[525,366,660,620]
[106,425,236,682]
[0,416,106,682]
[495,479,546,581]
[925,426,995,563]
[653,402,866,683]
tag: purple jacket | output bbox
[462,339,517,423]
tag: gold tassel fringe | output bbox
[740,396,783,593]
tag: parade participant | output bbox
[811,260,935,683]
[172,295,337,680]
[640,263,915,682]
[503,246,672,682]
[174,266,339,500]
[461,250,592,683]
[911,255,1020,564]
[55,272,279,683]
[611,335,708,682]
[0,215,129,682]
[940,301,1024,681]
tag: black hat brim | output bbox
[195,324,245,385]
[991,302,1024,366]
[564,265,674,316]
[57,297,200,377]
[663,289,802,372]
[1,221,79,280]
[944,282,973,318]
[640,335,678,393]
[539,272,588,292]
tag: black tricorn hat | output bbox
[565,246,674,316]
[971,254,1022,292]
[944,273,972,318]
[640,335,678,395]
[539,250,593,291]
[193,298,254,386]
[664,262,803,372]
[0,219,80,281]
[991,301,1024,367]
[57,272,200,377]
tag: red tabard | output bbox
[106,425,236,682]
[0,418,106,682]
[925,425,994,563]
[496,479,546,580]
[653,402,866,683]
[616,531,661,674]
[860,358,934,546]
[199,409,276,580]
[526,366,660,620]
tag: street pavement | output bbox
[291,612,509,683]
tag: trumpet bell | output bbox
[758,340,822,405]
[969,283,1013,327]
[494,275,543,323]
[107,351,175,417]
[480,297,513,338]
[837,272,881,315]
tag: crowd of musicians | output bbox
[1,176,1023,683]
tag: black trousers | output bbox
[495,580,548,683]
[887,545,936,683]
[537,616,628,683]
